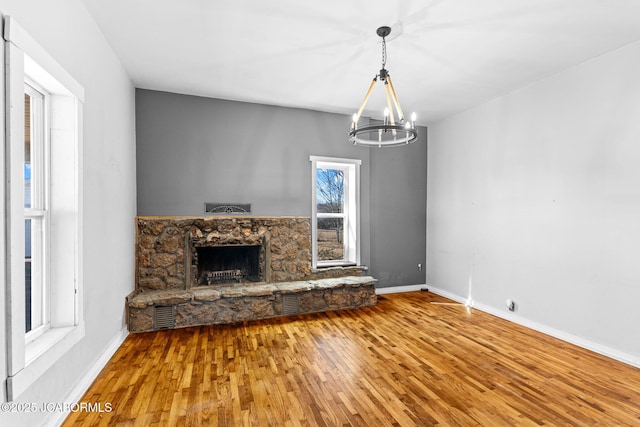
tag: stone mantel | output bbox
[137,215,308,220]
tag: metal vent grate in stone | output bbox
[204,203,251,215]
[154,305,175,330]
[282,294,301,316]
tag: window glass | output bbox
[24,93,32,209]
[25,218,32,332]
[317,217,344,261]
[316,168,344,214]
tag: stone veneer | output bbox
[128,276,377,332]
[128,216,377,332]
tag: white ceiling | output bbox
[83,0,640,125]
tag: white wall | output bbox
[427,40,640,365]
[0,0,135,425]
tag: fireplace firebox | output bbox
[196,245,261,284]
[193,245,263,286]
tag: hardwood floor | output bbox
[63,291,640,426]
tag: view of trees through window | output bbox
[316,168,345,261]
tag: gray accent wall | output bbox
[136,89,427,287]
[370,134,428,288]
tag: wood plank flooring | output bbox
[63,291,640,426]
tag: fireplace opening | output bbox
[195,245,262,285]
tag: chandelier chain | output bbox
[381,37,387,70]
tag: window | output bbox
[310,156,361,268]
[24,82,49,340]
[4,16,85,400]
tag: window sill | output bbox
[8,322,85,400]
[316,261,358,268]
[312,264,369,275]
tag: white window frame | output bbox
[310,156,361,268]
[3,16,85,401]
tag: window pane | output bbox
[317,217,344,261]
[24,93,32,209]
[25,216,44,333]
[316,168,344,214]
[25,219,32,332]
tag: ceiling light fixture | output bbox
[349,26,418,147]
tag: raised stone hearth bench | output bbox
[127,216,378,332]
[127,276,377,333]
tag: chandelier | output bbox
[349,26,418,147]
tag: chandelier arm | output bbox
[386,75,405,121]
[354,77,378,123]
[384,82,397,136]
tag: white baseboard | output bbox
[46,327,129,427]
[467,299,640,369]
[376,284,427,294]
[377,283,640,369]
[419,284,472,305]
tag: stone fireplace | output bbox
[127,216,377,332]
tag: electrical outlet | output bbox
[418,263,422,271]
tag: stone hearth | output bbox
[127,216,377,332]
